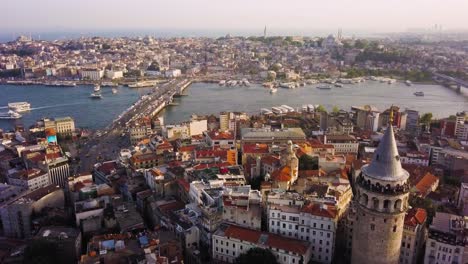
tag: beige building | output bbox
[222,185,262,230]
[400,208,427,264]
[44,117,75,136]
[219,112,229,131]
[352,124,410,264]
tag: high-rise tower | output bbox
[351,115,410,264]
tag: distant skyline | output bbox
[2,0,468,34]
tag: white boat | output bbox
[405,80,412,86]
[219,80,226,86]
[94,84,101,92]
[112,88,118,94]
[270,88,278,94]
[8,102,31,112]
[90,92,102,99]
[101,82,118,87]
[261,108,273,115]
[271,107,284,115]
[316,85,332,90]
[281,105,295,112]
[0,110,22,119]
[242,78,251,87]
[413,91,424,96]
[387,79,396,84]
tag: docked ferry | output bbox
[8,102,31,112]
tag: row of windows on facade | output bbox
[215,253,302,264]
[270,221,332,236]
[215,239,299,256]
[270,219,332,230]
[430,242,461,254]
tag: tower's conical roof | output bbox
[362,125,409,181]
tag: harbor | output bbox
[0,78,466,130]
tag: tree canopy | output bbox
[235,248,279,264]
[420,112,433,125]
[299,154,319,171]
[315,105,327,113]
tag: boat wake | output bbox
[30,102,86,111]
[0,106,8,109]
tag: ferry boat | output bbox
[261,108,273,115]
[270,88,278,94]
[45,81,77,87]
[316,85,332,90]
[334,83,343,88]
[112,88,118,94]
[8,102,31,112]
[94,84,101,92]
[219,80,226,86]
[102,82,118,87]
[413,91,424,96]
[0,110,22,119]
[90,92,102,99]
[387,79,396,84]
[405,80,412,86]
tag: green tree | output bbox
[299,155,319,171]
[332,106,340,113]
[315,105,327,113]
[235,248,279,264]
[420,113,433,126]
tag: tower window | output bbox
[393,226,397,232]
[370,224,375,231]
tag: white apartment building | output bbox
[80,68,104,80]
[424,212,467,264]
[213,223,312,264]
[7,169,49,191]
[268,202,338,263]
[324,134,359,154]
[189,118,207,136]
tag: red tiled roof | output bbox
[195,149,228,159]
[300,203,337,219]
[222,224,310,255]
[242,143,269,154]
[97,161,118,175]
[261,155,280,166]
[157,201,185,214]
[415,172,439,197]
[179,145,196,152]
[298,169,327,178]
[206,130,235,140]
[404,208,427,227]
[271,166,292,182]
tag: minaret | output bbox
[351,110,410,264]
[264,25,267,38]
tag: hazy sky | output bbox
[2,0,468,33]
